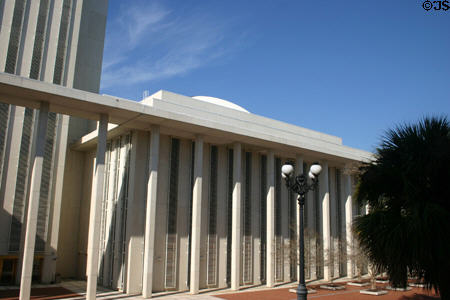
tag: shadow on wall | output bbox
[97,138,131,290]
[0,213,49,285]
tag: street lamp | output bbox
[281,162,322,300]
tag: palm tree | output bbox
[354,116,450,299]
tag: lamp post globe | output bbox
[310,163,322,177]
[281,164,294,178]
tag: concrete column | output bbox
[0,106,25,254]
[42,115,69,283]
[86,114,108,300]
[231,143,242,290]
[319,162,330,281]
[190,135,203,294]
[0,0,15,70]
[344,174,354,278]
[199,144,210,288]
[41,0,63,82]
[18,102,49,300]
[17,0,41,76]
[142,126,160,298]
[295,156,303,280]
[266,151,275,287]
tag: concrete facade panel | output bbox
[56,149,85,278]
[152,134,170,292]
[125,130,148,294]
[216,146,228,289]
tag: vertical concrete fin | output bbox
[230,143,241,290]
[142,125,160,298]
[295,155,304,280]
[189,135,203,294]
[345,172,354,278]
[320,162,330,281]
[266,150,275,287]
[86,113,108,300]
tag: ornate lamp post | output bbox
[281,162,322,300]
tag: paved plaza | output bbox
[0,280,440,300]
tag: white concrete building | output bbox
[0,73,372,298]
[0,1,372,299]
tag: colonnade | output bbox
[14,112,356,300]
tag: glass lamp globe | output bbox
[281,164,294,178]
[310,163,322,177]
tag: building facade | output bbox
[0,1,373,299]
[0,0,108,287]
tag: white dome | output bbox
[192,96,249,113]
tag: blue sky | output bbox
[100,0,450,153]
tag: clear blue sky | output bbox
[100,0,450,153]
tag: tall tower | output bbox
[0,0,108,284]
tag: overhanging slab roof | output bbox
[0,72,373,165]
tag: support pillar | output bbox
[17,0,41,76]
[0,0,15,70]
[19,102,49,300]
[86,114,108,300]
[266,151,275,287]
[142,126,160,298]
[231,143,242,290]
[319,162,330,281]
[295,156,303,281]
[190,135,203,294]
[281,162,290,282]
[344,173,354,278]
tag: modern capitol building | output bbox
[0,0,372,299]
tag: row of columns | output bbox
[15,113,355,300]
[91,127,355,298]
[138,134,279,297]
[20,111,355,300]
[18,110,355,299]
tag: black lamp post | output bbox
[281,162,322,300]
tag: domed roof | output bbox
[192,96,249,113]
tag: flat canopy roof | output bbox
[0,72,373,166]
